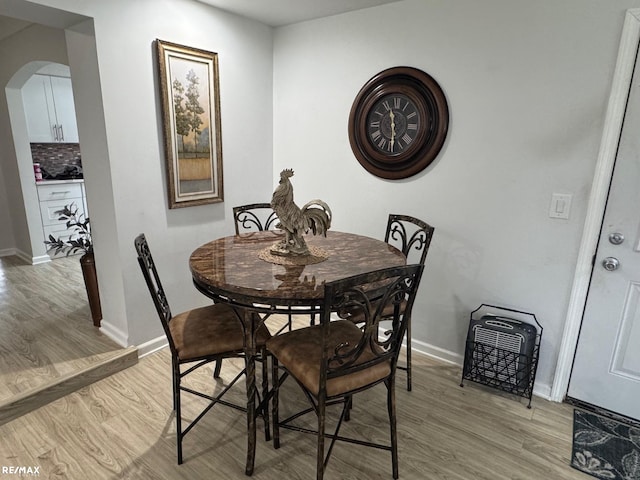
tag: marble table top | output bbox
[189,230,405,306]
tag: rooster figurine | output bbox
[270,169,332,256]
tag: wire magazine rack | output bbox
[460,304,542,408]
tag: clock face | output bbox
[366,94,421,155]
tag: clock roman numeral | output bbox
[382,100,391,111]
[370,120,380,129]
[371,130,382,141]
[408,123,418,130]
[377,137,387,149]
[407,111,417,119]
[393,97,402,109]
[402,133,412,144]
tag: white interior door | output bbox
[567,41,640,421]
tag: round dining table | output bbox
[189,230,405,475]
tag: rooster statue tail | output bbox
[301,200,332,236]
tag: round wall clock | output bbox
[348,66,449,179]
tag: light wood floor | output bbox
[0,336,586,480]
[0,255,131,417]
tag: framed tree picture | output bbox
[156,39,224,208]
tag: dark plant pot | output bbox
[80,252,102,327]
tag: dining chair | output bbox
[233,203,279,235]
[383,214,435,391]
[134,233,271,465]
[339,215,434,391]
[267,264,423,480]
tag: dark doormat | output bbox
[571,409,640,479]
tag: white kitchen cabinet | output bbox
[37,181,87,257]
[22,74,79,143]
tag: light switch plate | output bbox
[549,193,572,219]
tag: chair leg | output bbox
[213,358,223,378]
[174,363,183,465]
[344,395,352,421]
[316,392,326,480]
[387,378,398,479]
[271,356,280,449]
[211,300,223,379]
[171,358,179,411]
[406,316,412,392]
[261,348,271,442]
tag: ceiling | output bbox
[0,0,402,43]
[196,0,403,27]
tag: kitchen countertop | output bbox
[35,179,84,185]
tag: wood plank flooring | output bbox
[0,340,586,479]
[0,255,136,422]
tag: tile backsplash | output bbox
[30,143,82,173]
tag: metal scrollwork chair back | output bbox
[385,214,434,266]
[134,233,271,465]
[233,203,280,234]
[267,264,423,480]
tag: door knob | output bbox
[602,257,620,271]
[608,232,625,245]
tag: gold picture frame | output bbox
[156,39,223,208]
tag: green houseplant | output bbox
[45,203,102,326]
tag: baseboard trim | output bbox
[137,335,168,358]
[411,337,463,366]
[31,254,51,265]
[99,320,129,347]
[533,382,552,401]
[0,346,138,426]
[0,249,50,265]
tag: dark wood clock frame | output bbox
[348,66,449,179]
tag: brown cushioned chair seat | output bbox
[170,304,271,361]
[266,320,391,397]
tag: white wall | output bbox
[272,0,640,394]
[0,0,274,346]
[0,166,14,256]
